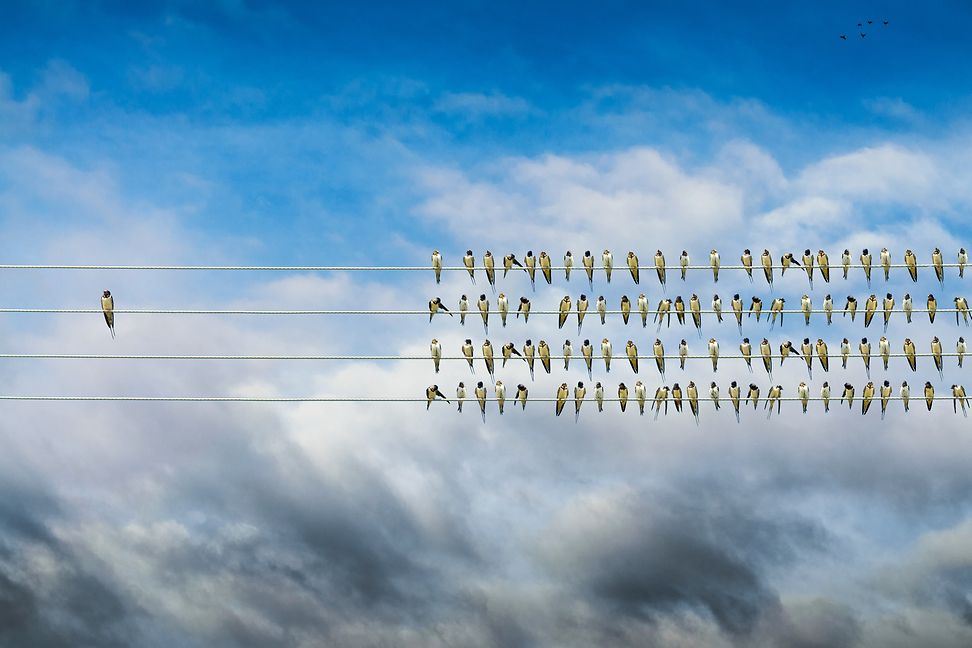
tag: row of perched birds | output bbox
[426,380,969,421]
[430,336,968,378]
[428,293,971,332]
[432,248,969,287]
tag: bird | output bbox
[597,296,607,325]
[431,250,442,284]
[958,336,966,368]
[841,383,855,409]
[101,290,115,338]
[671,383,683,414]
[574,381,586,421]
[860,337,872,378]
[462,339,475,371]
[801,338,813,378]
[459,295,469,325]
[864,294,878,328]
[760,338,773,378]
[523,339,536,379]
[860,32,866,38]
[729,381,741,422]
[626,340,639,374]
[880,293,894,331]
[902,293,912,323]
[932,336,944,379]
[953,384,969,416]
[750,296,763,322]
[503,253,523,277]
[924,382,935,411]
[932,248,944,286]
[563,339,573,370]
[927,294,937,324]
[816,339,829,372]
[900,381,911,412]
[581,339,593,378]
[496,293,509,328]
[746,383,760,410]
[564,251,573,281]
[477,294,490,332]
[862,382,875,415]
[781,252,800,275]
[710,249,721,282]
[618,382,629,412]
[880,248,892,282]
[539,251,552,285]
[627,251,640,284]
[769,297,785,329]
[655,250,667,286]
[456,382,466,412]
[732,294,744,333]
[635,381,648,415]
[653,339,665,378]
[780,340,796,367]
[502,342,522,368]
[538,340,551,374]
[463,250,476,283]
[679,339,689,370]
[904,249,918,282]
[620,295,631,325]
[690,294,702,334]
[879,336,890,371]
[679,250,689,281]
[482,339,495,378]
[823,294,833,325]
[740,338,753,372]
[555,383,569,416]
[524,251,537,287]
[840,34,847,40]
[559,296,572,330]
[712,294,723,323]
[802,249,814,287]
[484,250,496,288]
[602,250,614,283]
[741,249,753,281]
[656,298,672,329]
[687,381,700,423]
[959,248,968,278]
[429,297,452,321]
[841,338,851,370]
[761,249,774,286]
[766,384,782,417]
[798,382,810,413]
[883,19,889,26]
[821,382,831,413]
[430,339,442,373]
[495,380,506,415]
[576,294,589,333]
[654,385,670,418]
[880,380,892,419]
[674,296,686,325]
[860,249,872,286]
[708,338,720,372]
[517,297,531,322]
[841,249,852,280]
[956,296,970,326]
[710,382,721,410]
[903,338,917,372]
[583,251,595,287]
[801,294,812,326]
[601,338,613,373]
[516,384,529,410]
[638,294,650,328]
[818,250,830,283]
[426,384,450,410]
[594,382,604,412]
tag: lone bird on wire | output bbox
[101,290,115,338]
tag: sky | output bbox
[1,1,972,646]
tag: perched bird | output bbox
[760,338,773,378]
[671,383,683,413]
[555,383,569,416]
[823,294,833,325]
[581,339,594,379]
[495,380,506,415]
[503,253,523,278]
[679,339,689,370]
[538,340,551,374]
[842,249,852,280]
[601,338,613,373]
[883,293,894,331]
[484,250,496,288]
[927,294,937,324]
[710,249,721,282]
[862,381,875,415]
[903,338,917,372]
[732,294,744,333]
[746,383,760,410]
[618,382,629,412]
[583,250,595,287]
[766,384,782,417]
[900,381,911,412]
[517,297,532,322]
[739,338,753,372]
[958,336,966,368]
[956,296,970,326]
[459,294,469,325]
[564,251,573,281]
[576,294,589,333]
[931,336,944,379]
[780,340,796,367]
[801,294,812,326]
[101,290,115,338]
[818,250,830,283]
[953,384,969,416]
[563,340,573,370]
[626,340,639,373]
[816,339,829,372]
[879,336,890,371]
[729,381,742,422]
[635,381,648,415]
[710,382,721,410]
[841,338,851,370]
[712,294,723,323]
[859,337,872,378]
[638,293,650,328]
[478,294,490,332]
[462,339,475,371]
[431,250,442,284]
[627,251,640,284]
[821,382,831,413]
[741,249,753,281]
[429,297,452,321]
[495,293,509,328]
[798,382,810,413]
[708,338,720,372]
[860,249,872,286]
[674,296,686,325]
[597,296,607,325]
[959,248,968,278]
[594,382,604,412]
[801,338,813,378]
[904,249,918,282]
[750,296,763,322]
[841,383,855,409]
[463,250,476,283]
[690,294,702,334]
[516,384,529,410]
[430,339,442,373]
[781,252,800,275]
[655,250,667,286]
[482,339,495,378]
[802,249,814,286]
[656,298,672,328]
[761,249,774,286]
[770,297,785,329]
[524,251,536,287]
[880,380,892,419]
[924,381,935,411]
[880,248,891,281]
[620,295,631,325]
[502,342,522,368]
[523,339,536,379]
[932,248,944,286]
[864,294,878,328]
[539,251,552,285]
[456,382,466,412]
[679,250,689,281]
[653,339,665,378]
[574,381,586,421]
[602,250,614,283]
[426,384,450,410]
[903,293,913,323]
[654,385,670,418]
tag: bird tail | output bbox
[734,409,740,423]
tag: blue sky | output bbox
[2,2,972,646]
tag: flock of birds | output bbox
[840,18,889,40]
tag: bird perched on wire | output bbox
[503,253,523,278]
[741,249,753,281]
[823,294,833,325]
[627,251,639,284]
[463,250,476,283]
[484,250,496,288]
[927,294,937,324]
[426,385,450,410]
[516,384,528,410]
[429,297,451,321]
[761,249,774,286]
[802,249,814,287]
[904,249,918,282]
[860,249,872,286]
[880,248,892,281]
[818,250,830,283]
[101,290,115,338]
[431,250,442,284]
[563,251,573,281]
[956,296,970,326]
[620,295,631,325]
[539,251,552,285]
[618,382,629,412]
[495,380,506,415]
[430,339,442,373]
[456,382,465,412]
[576,294,589,334]
[655,250,667,286]
[583,250,594,287]
[602,250,613,283]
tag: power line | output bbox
[0,353,962,360]
[0,395,960,403]
[0,263,965,271]
[0,308,965,315]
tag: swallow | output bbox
[574,381,586,421]
[602,250,613,283]
[517,297,531,322]
[618,382,629,412]
[690,294,702,334]
[563,339,573,370]
[710,249,721,283]
[840,33,846,40]
[957,296,970,326]
[798,382,809,413]
[740,338,753,372]
[761,249,774,286]
[843,295,858,322]
[932,336,943,378]
[841,249,851,280]
[459,294,469,325]
[821,382,831,413]
[478,294,490,332]
[516,384,528,410]
[656,298,672,328]
[429,297,452,321]
[594,382,604,412]
[620,295,631,325]
[823,294,833,325]
[503,253,523,278]
[801,294,812,326]
[879,248,891,282]
[781,252,799,275]
[710,382,721,410]
[627,251,639,284]
[431,250,442,284]
[426,384,450,409]
[475,381,487,421]
[741,249,753,282]
[932,248,944,286]
[864,294,878,328]
[770,297,785,329]
[746,383,760,410]
[495,380,506,415]
[576,294,589,333]
[674,296,686,325]
[524,250,536,287]
[902,338,916,372]
[671,382,683,414]
[583,250,595,287]
[904,249,917,282]
[780,340,796,367]
[679,339,688,370]
[816,339,829,372]
[729,381,741,422]
[900,381,910,412]
[749,296,763,322]
[539,340,551,374]
[802,249,814,286]
[482,339,495,377]
[765,384,782,417]
[654,385,670,418]
[492,294,508,330]
[595,337,610,373]
[958,337,966,368]
[903,293,912,323]
[687,381,700,422]
[101,290,115,338]
[564,251,573,280]
[709,338,720,372]
[880,380,892,419]
[679,250,689,281]
[502,342,522,367]
[841,383,855,409]
[860,337,871,378]
[637,294,649,328]
[430,339,442,373]
[462,339,475,371]
[959,248,968,278]
[581,339,593,379]
[953,384,969,416]
[861,381,875,415]
[841,338,851,369]
[732,294,744,333]
[801,338,813,378]
[760,338,773,378]
[635,381,647,415]
[556,382,569,416]
[653,339,665,378]
[484,250,496,288]
[879,336,890,370]
[927,294,937,324]
[463,250,476,283]
[712,294,723,323]
[818,250,830,283]
[860,249,872,286]
[655,250,667,286]
[597,296,607,325]
[456,382,466,412]
[554,295,571,330]
[626,340,639,373]
[924,381,935,411]
[539,251,552,285]
[883,293,894,331]
[523,339,535,379]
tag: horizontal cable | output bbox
[0,353,962,360]
[0,263,964,271]
[0,396,961,405]
[0,308,965,315]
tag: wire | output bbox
[0,308,965,315]
[0,353,962,360]
[0,263,964,271]
[0,395,960,404]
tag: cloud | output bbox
[433,91,536,119]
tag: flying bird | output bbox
[101,290,115,338]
